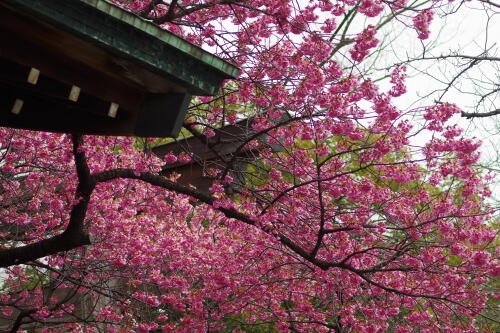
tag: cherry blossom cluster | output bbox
[349,25,379,62]
[0,0,496,332]
[424,103,461,131]
[413,10,434,40]
[389,65,407,97]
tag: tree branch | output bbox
[136,0,162,17]
[93,168,254,225]
[461,109,500,119]
[9,309,36,333]
[152,0,244,24]
[92,169,346,271]
[0,134,93,268]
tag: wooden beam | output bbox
[0,78,193,137]
[135,93,192,137]
[0,80,135,135]
[0,14,145,114]
[0,59,116,117]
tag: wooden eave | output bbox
[1,0,238,96]
[0,0,238,137]
[151,118,258,192]
[153,118,257,170]
[152,116,289,191]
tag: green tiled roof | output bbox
[80,0,238,78]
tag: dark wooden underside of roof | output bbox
[0,0,238,137]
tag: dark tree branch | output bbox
[151,0,244,24]
[0,134,93,268]
[165,0,179,20]
[461,109,500,119]
[0,160,487,313]
[91,169,390,273]
[438,59,479,101]
[9,309,36,333]
[136,0,162,17]
[478,0,500,8]
[93,168,254,225]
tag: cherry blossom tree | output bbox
[0,0,498,332]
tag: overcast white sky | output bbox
[387,2,500,199]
